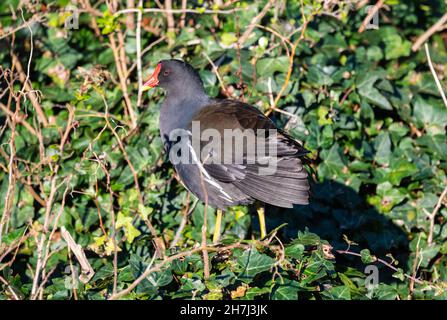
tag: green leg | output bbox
[213,209,223,243]
[257,206,267,239]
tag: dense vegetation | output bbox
[0,0,446,300]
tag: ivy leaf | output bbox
[356,70,392,110]
[116,212,141,244]
[360,249,377,264]
[322,285,351,300]
[236,248,275,282]
[256,56,289,77]
[270,281,299,300]
[1,227,26,245]
[382,29,411,60]
[417,135,447,159]
[318,143,347,179]
[388,158,418,185]
[374,132,392,166]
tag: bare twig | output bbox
[337,249,425,285]
[30,106,75,299]
[0,14,45,40]
[412,13,447,52]
[180,0,187,28]
[108,242,247,300]
[114,7,240,16]
[126,0,136,30]
[80,0,102,37]
[424,43,447,108]
[202,52,232,97]
[0,101,17,243]
[0,275,20,300]
[108,34,138,129]
[61,226,95,283]
[0,103,37,136]
[136,0,144,108]
[170,195,198,249]
[128,36,167,75]
[265,8,310,117]
[164,0,175,44]
[424,184,447,246]
[11,54,48,127]
[238,0,274,46]
[409,234,422,296]
[101,95,165,256]
[197,162,210,280]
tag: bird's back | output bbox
[167,99,310,209]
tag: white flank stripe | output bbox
[187,139,233,202]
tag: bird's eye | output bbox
[163,69,171,76]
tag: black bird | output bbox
[143,59,310,240]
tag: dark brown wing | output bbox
[190,100,310,208]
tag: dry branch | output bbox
[0,103,37,136]
[114,7,240,16]
[11,54,48,127]
[412,13,447,52]
[61,226,95,284]
[136,0,144,108]
[238,0,274,46]
[108,34,138,129]
[101,95,166,257]
[425,43,447,108]
[164,0,176,44]
[337,249,426,286]
[109,242,247,300]
[265,22,309,116]
[425,184,447,246]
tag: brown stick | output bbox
[337,249,426,285]
[409,234,422,296]
[0,102,38,138]
[164,0,175,44]
[109,243,247,300]
[136,0,144,108]
[265,20,310,117]
[425,43,447,108]
[0,275,20,300]
[108,34,138,129]
[11,54,48,127]
[80,0,102,37]
[0,111,17,243]
[238,0,274,46]
[412,12,447,52]
[426,184,447,245]
[101,95,165,257]
[114,7,240,15]
[180,0,187,28]
[126,0,136,30]
[61,226,95,283]
[30,106,75,299]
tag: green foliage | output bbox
[0,0,446,300]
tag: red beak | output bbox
[142,63,161,91]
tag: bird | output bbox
[142,59,310,242]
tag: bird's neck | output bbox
[159,90,210,143]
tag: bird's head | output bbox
[142,59,204,94]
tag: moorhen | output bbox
[142,59,310,241]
